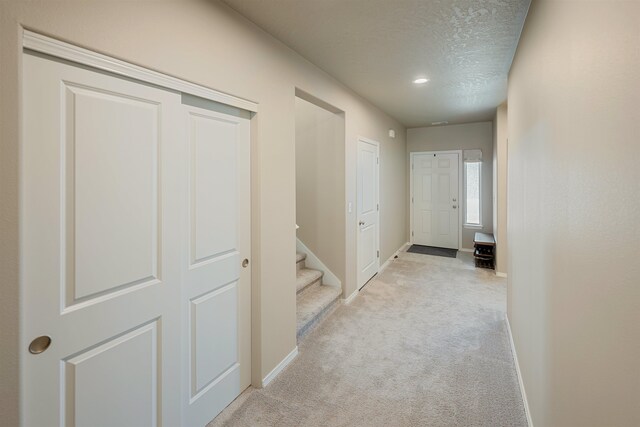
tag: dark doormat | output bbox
[407,245,458,258]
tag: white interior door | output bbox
[22,53,182,427]
[22,52,251,427]
[412,152,460,249]
[357,138,380,289]
[182,104,251,426]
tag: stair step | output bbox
[296,252,307,271]
[296,284,342,339]
[296,268,323,294]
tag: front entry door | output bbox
[412,152,460,249]
[357,138,380,289]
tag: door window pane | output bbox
[465,162,481,225]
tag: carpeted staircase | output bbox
[296,252,342,340]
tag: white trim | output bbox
[496,272,508,278]
[380,242,410,272]
[409,150,463,250]
[262,347,298,387]
[343,289,359,305]
[459,248,474,253]
[22,30,258,113]
[296,238,341,288]
[505,315,534,427]
[356,136,381,290]
[463,224,484,230]
[344,239,408,305]
[345,241,409,309]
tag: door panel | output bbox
[22,53,182,427]
[190,113,239,264]
[191,283,238,395]
[438,211,450,235]
[357,139,380,289]
[421,211,432,234]
[438,174,450,204]
[182,105,251,426]
[421,175,432,201]
[70,85,160,303]
[359,224,376,271]
[64,321,159,427]
[412,153,459,249]
[361,151,375,213]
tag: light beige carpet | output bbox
[209,250,527,427]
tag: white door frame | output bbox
[22,30,258,113]
[409,150,463,250]
[356,136,380,289]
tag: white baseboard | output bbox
[496,271,507,278]
[380,242,410,272]
[345,242,408,305]
[505,315,533,427]
[343,289,358,305]
[262,346,298,387]
[459,247,474,253]
[296,238,341,288]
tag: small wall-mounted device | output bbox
[388,129,396,138]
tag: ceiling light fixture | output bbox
[413,77,429,84]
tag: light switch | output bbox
[348,202,352,213]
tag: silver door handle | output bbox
[359,221,365,226]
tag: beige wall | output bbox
[493,104,508,275]
[295,96,345,283]
[407,122,494,250]
[0,1,407,423]
[379,128,409,262]
[508,0,640,425]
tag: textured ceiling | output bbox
[222,0,530,127]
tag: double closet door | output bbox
[22,52,250,426]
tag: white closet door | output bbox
[181,104,251,426]
[22,53,183,426]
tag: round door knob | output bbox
[29,336,51,354]
[242,259,249,268]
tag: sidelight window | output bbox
[464,161,482,226]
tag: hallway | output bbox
[210,251,527,426]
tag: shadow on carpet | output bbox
[407,244,457,258]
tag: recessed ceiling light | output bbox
[413,78,429,84]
